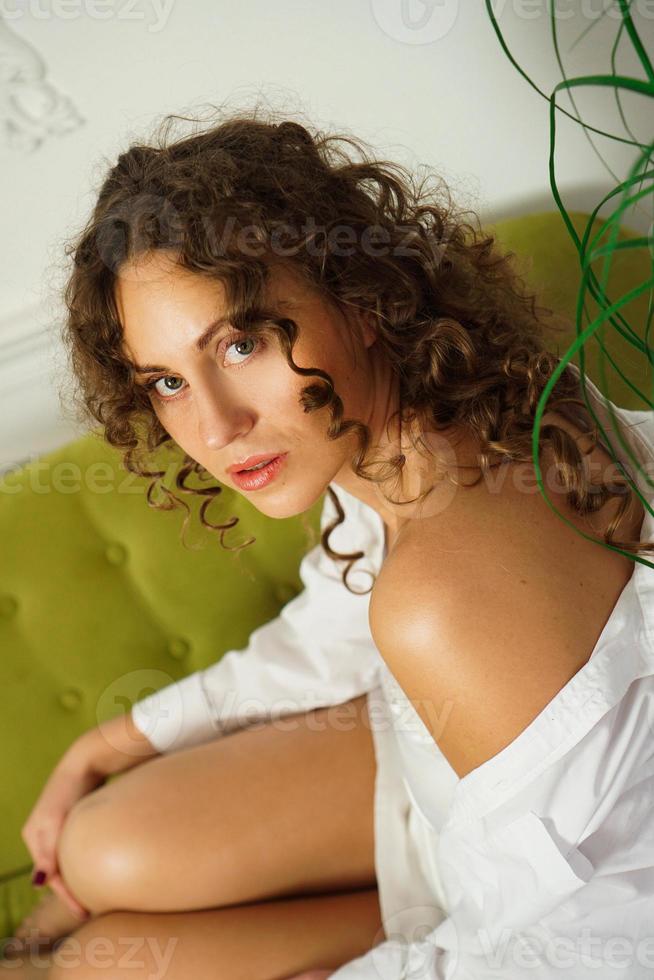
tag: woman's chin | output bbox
[242,482,330,522]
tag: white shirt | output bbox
[132,364,654,980]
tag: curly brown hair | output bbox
[60,104,652,595]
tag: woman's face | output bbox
[115,250,383,520]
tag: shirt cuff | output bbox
[130,670,220,754]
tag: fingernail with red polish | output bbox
[31,869,47,887]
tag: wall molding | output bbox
[0,303,87,474]
[0,303,60,390]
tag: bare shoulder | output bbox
[369,455,641,780]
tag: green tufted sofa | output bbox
[1,210,650,945]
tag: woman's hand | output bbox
[19,742,108,920]
[20,712,159,920]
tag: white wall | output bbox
[1,1,652,473]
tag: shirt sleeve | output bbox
[130,484,384,754]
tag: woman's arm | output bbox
[70,706,161,777]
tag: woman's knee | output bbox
[56,693,378,916]
[56,794,144,916]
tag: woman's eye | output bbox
[144,334,261,401]
[149,376,186,399]
[224,336,257,365]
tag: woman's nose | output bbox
[196,388,251,451]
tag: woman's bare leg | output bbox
[10,694,378,946]
[2,887,384,980]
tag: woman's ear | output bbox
[359,310,378,349]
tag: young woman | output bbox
[5,111,653,980]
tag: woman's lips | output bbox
[230,453,288,491]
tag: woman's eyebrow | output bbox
[131,317,231,374]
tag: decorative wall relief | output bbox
[0,18,85,152]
